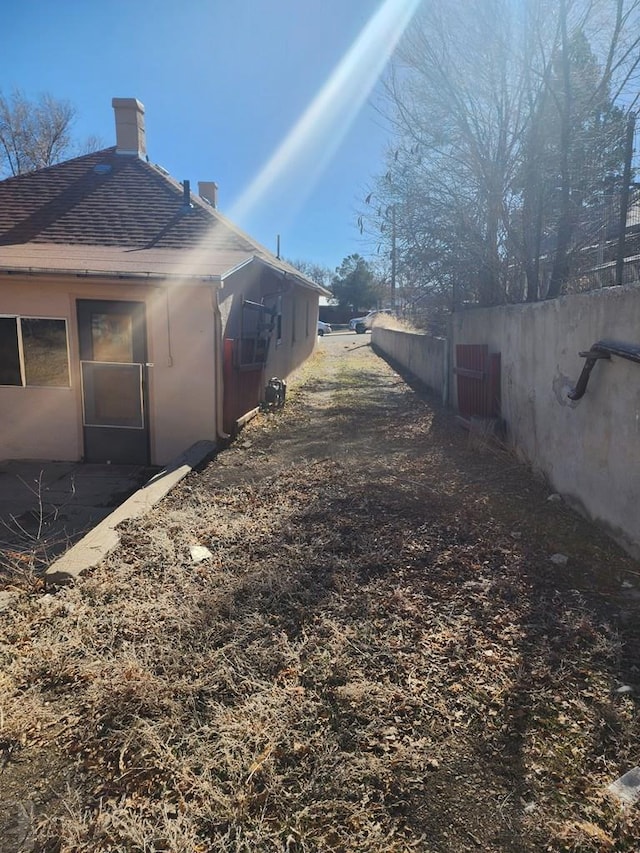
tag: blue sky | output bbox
[1,0,420,273]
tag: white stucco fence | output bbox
[373,289,640,557]
[371,326,448,402]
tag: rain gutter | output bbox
[0,266,224,283]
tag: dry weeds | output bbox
[1,336,639,852]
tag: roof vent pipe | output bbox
[182,179,193,210]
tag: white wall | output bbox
[371,327,448,401]
[451,285,640,556]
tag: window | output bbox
[238,299,275,368]
[275,295,283,347]
[291,296,297,344]
[0,316,70,387]
[0,318,21,385]
[90,312,133,362]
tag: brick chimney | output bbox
[112,98,146,158]
[198,181,218,208]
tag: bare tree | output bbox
[285,258,333,290]
[543,0,640,298]
[0,89,101,177]
[365,0,534,307]
[512,5,630,300]
[365,0,640,310]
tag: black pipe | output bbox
[568,350,610,400]
[567,339,640,400]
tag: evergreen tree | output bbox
[331,254,383,310]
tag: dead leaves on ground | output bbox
[2,346,640,851]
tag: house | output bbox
[0,98,329,466]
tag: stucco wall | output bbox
[219,267,318,387]
[2,280,83,461]
[0,276,218,466]
[147,283,218,464]
[371,326,448,401]
[451,285,640,555]
[268,287,318,381]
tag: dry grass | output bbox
[0,471,78,591]
[1,338,639,852]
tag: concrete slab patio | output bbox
[0,440,218,589]
[0,459,156,563]
[44,440,216,585]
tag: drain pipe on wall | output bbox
[443,341,450,407]
[212,284,231,441]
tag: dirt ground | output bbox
[1,332,640,852]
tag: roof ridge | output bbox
[0,147,118,183]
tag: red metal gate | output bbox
[454,344,501,427]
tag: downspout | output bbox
[443,339,450,407]
[212,285,231,440]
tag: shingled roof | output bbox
[0,100,328,291]
[0,147,254,252]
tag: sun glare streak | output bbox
[228,0,422,224]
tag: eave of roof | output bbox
[245,255,333,296]
[0,243,332,296]
[0,244,238,282]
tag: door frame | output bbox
[76,299,151,465]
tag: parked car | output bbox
[348,314,368,331]
[350,309,393,334]
[317,320,332,336]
